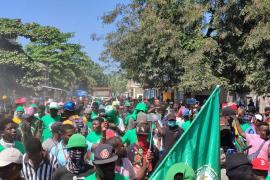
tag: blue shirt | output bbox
[50,140,93,166]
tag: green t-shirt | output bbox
[86,172,130,180]
[0,141,25,154]
[86,131,102,144]
[91,111,99,120]
[41,114,61,142]
[181,120,191,131]
[121,128,137,145]
[240,123,251,132]
[88,112,99,130]
[124,114,133,126]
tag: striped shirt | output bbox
[22,153,58,180]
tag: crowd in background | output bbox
[1,95,270,180]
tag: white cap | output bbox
[49,102,59,110]
[255,114,263,121]
[0,148,22,167]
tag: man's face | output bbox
[38,108,45,117]
[50,109,58,117]
[265,110,270,117]
[254,172,267,180]
[254,119,262,127]
[92,120,101,132]
[95,162,116,180]
[84,113,90,119]
[173,103,179,110]
[154,99,160,106]
[3,123,17,142]
[0,163,21,179]
[16,111,23,118]
[63,128,75,144]
[115,139,126,158]
[92,104,98,112]
[28,151,43,166]
[32,108,37,115]
[259,125,269,140]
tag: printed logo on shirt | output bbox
[196,165,218,180]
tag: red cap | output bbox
[106,129,116,139]
[230,104,238,111]
[222,102,228,109]
[15,97,26,104]
[252,158,269,171]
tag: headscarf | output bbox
[66,148,86,174]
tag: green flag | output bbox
[150,86,220,180]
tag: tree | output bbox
[101,0,223,92]
[0,18,107,94]
[102,0,270,94]
[107,72,128,96]
[202,0,270,94]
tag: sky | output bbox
[0,0,130,65]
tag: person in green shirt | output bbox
[41,102,61,142]
[91,102,99,120]
[86,144,130,180]
[121,128,137,145]
[0,118,25,154]
[86,118,102,144]
[181,108,191,131]
[86,118,103,161]
[123,101,133,126]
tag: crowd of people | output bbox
[0,96,199,180]
[1,95,270,180]
[221,102,270,180]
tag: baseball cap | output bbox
[222,106,236,116]
[124,101,131,107]
[93,144,118,165]
[16,106,24,112]
[255,114,263,122]
[165,163,195,180]
[230,103,238,111]
[0,148,22,167]
[226,153,253,179]
[15,97,26,104]
[49,102,59,110]
[252,158,269,171]
[66,134,88,149]
[166,112,176,121]
[30,104,38,108]
[135,102,147,112]
[226,153,251,170]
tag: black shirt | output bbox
[162,125,183,152]
[52,164,95,180]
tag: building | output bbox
[125,80,144,99]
